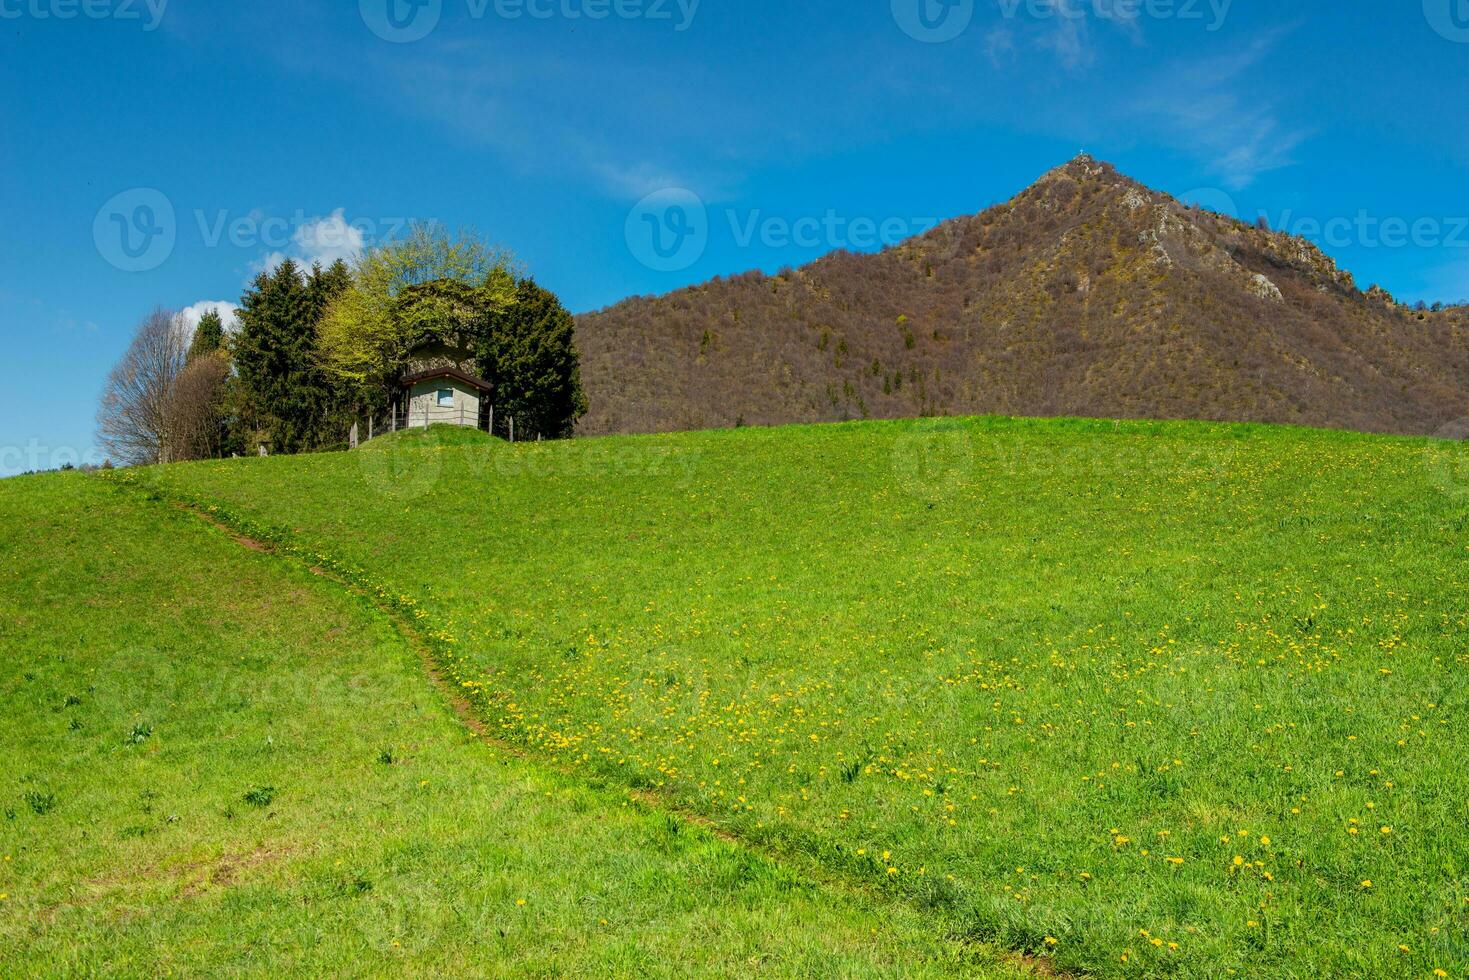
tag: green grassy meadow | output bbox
[6,415,1468,977]
[0,472,1026,977]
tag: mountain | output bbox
[573,156,1469,437]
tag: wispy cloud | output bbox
[1035,0,1094,70]
[281,35,733,201]
[1129,31,1307,188]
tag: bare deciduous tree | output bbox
[97,307,190,466]
[165,352,230,462]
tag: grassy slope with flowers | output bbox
[0,471,1028,977]
[133,415,1469,979]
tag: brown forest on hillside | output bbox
[574,156,1469,438]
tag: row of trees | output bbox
[97,226,587,466]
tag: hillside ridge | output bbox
[575,156,1469,437]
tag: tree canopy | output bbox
[98,223,589,463]
[477,278,588,439]
[233,258,352,453]
[186,309,225,362]
[317,224,517,395]
[318,224,586,438]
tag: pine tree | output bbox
[187,309,225,362]
[233,260,318,453]
[308,259,353,326]
[476,278,588,439]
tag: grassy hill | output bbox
[575,156,1469,437]
[0,472,1025,977]
[113,417,1469,978]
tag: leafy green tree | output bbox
[305,260,355,441]
[393,277,493,352]
[317,225,587,439]
[187,309,226,362]
[318,224,517,400]
[476,278,587,439]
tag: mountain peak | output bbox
[1033,153,1129,191]
[575,158,1469,438]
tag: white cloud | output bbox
[294,208,367,266]
[255,208,367,276]
[175,301,241,341]
[1129,32,1307,189]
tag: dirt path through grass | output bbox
[1,472,1034,977]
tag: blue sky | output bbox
[3,0,1468,473]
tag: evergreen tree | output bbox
[476,278,588,439]
[307,259,353,325]
[233,259,320,453]
[187,309,226,362]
